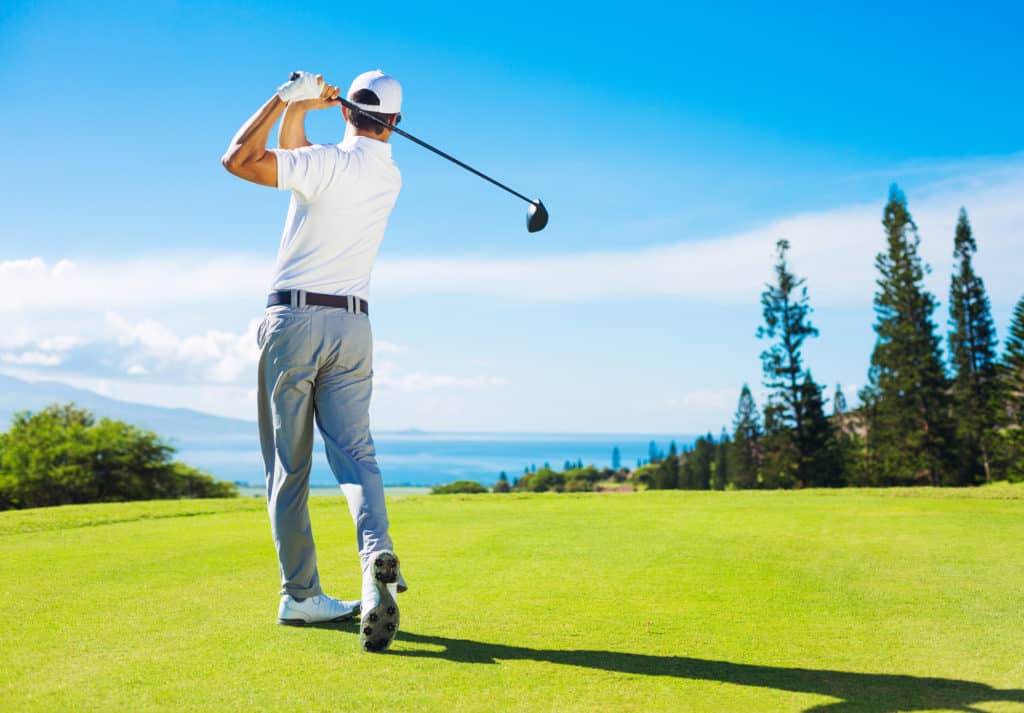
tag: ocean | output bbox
[177,431,696,488]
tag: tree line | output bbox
[0,404,237,509]
[659,186,1023,490]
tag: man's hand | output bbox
[276,71,324,103]
[278,78,341,149]
[290,78,341,111]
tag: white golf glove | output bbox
[276,71,322,102]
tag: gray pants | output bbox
[257,304,393,598]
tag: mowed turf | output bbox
[2,488,1023,713]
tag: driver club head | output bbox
[527,200,548,233]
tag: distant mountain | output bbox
[0,374,254,446]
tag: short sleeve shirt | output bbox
[268,135,401,300]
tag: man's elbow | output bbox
[221,151,243,176]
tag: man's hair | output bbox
[348,89,398,135]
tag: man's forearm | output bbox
[279,103,312,149]
[221,95,285,173]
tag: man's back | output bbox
[270,135,401,299]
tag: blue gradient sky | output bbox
[2,1,1022,433]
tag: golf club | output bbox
[288,72,548,233]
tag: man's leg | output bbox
[257,308,322,599]
[311,310,395,571]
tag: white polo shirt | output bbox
[269,135,401,300]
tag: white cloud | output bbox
[3,160,1020,320]
[1,156,1021,427]
[371,161,1024,307]
[1,351,63,366]
[0,253,272,315]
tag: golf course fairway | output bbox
[2,487,1022,712]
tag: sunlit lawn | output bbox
[2,486,1022,712]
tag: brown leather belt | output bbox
[266,290,369,316]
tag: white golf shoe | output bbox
[277,593,360,626]
[359,550,400,653]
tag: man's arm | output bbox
[279,78,340,149]
[221,95,285,187]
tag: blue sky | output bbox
[1,1,1022,433]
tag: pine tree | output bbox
[999,295,1024,480]
[654,441,679,489]
[861,185,954,485]
[729,384,762,488]
[800,374,842,486]
[712,429,730,490]
[691,435,714,490]
[648,440,660,464]
[948,208,1000,483]
[757,239,823,487]
[611,446,621,471]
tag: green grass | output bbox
[2,487,1023,712]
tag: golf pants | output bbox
[257,305,394,598]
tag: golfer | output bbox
[221,69,405,653]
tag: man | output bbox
[221,69,405,653]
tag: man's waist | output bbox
[267,290,368,316]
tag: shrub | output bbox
[0,404,237,510]
[431,480,488,494]
[493,472,511,493]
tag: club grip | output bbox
[289,72,300,81]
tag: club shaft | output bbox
[334,97,534,205]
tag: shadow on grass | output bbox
[365,630,1022,713]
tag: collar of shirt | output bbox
[342,134,393,158]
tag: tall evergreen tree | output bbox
[757,239,823,487]
[654,441,679,489]
[611,446,621,471]
[712,429,730,490]
[800,373,842,486]
[861,185,954,485]
[648,440,661,464]
[999,295,1024,480]
[688,435,714,490]
[729,384,762,488]
[948,208,999,483]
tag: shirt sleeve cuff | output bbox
[268,148,289,191]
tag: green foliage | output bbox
[0,404,235,510]
[682,435,714,490]
[492,472,511,493]
[513,466,564,492]
[948,208,1000,483]
[998,294,1024,480]
[629,462,660,490]
[833,384,868,486]
[431,480,489,494]
[728,385,761,489]
[861,186,955,485]
[757,239,827,487]
[711,431,729,490]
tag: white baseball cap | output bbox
[347,69,402,114]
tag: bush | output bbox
[0,404,237,510]
[630,463,661,490]
[564,477,594,492]
[513,467,565,492]
[431,480,488,494]
[493,473,511,493]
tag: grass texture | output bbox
[2,486,1023,712]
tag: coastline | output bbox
[235,485,432,498]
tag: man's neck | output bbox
[354,129,391,143]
